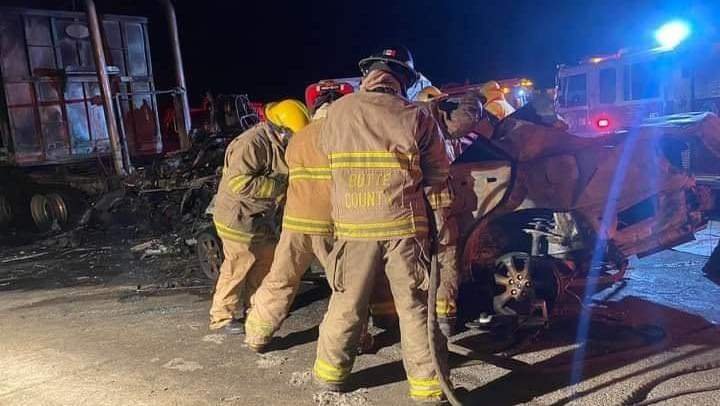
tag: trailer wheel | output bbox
[30,193,70,232]
[0,195,13,227]
[196,228,224,281]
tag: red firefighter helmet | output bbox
[304,80,354,113]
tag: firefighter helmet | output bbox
[265,99,310,133]
[305,80,354,112]
[416,86,449,103]
[358,46,419,87]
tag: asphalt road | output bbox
[1,237,719,406]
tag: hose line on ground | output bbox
[619,360,720,405]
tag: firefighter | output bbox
[417,87,484,336]
[209,99,310,334]
[314,46,449,404]
[480,80,516,120]
[244,82,353,350]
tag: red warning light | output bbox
[597,118,610,128]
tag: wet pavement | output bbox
[1,231,719,405]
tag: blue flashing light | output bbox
[655,20,691,49]
[517,89,526,96]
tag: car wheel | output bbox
[492,252,561,317]
[196,229,223,281]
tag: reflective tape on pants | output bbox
[313,358,349,384]
[408,376,443,400]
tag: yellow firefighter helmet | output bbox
[416,86,449,103]
[265,99,310,133]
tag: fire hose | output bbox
[427,251,464,406]
[425,202,464,406]
[618,359,720,406]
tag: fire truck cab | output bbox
[556,43,720,137]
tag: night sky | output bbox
[11,0,720,103]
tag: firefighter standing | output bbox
[314,47,449,403]
[209,99,310,334]
[244,82,353,350]
[416,86,483,336]
[480,80,515,120]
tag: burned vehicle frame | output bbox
[452,110,720,329]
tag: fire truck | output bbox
[556,42,720,137]
[556,42,720,190]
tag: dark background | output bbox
[6,0,720,103]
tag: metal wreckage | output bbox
[1,4,720,341]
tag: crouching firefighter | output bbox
[416,87,484,337]
[314,46,449,404]
[244,81,353,350]
[209,99,310,334]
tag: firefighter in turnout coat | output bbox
[244,82,353,349]
[416,87,484,336]
[209,99,310,334]
[314,46,449,404]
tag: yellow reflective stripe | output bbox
[228,175,252,193]
[334,216,428,239]
[255,177,277,198]
[313,358,349,383]
[282,215,333,234]
[329,151,419,170]
[335,227,428,239]
[335,216,426,230]
[435,299,457,317]
[329,162,410,169]
[427,191,453,209]
[214,220,254,243]
[330,151,406,158]
[245,314,274,337]
[408,376,442,399]
[289,174,331,180]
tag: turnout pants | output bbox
[435,212,460,320]
[245,231,333,345]
[209,239,276,329]
[314,238,442,401]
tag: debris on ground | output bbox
[313,389,370,406]
[0,129,233,290]
[256,352,289,369]
[162,358,204,372]
[0,252,48,264]
[289,370,313,387]
[131,239,162,253]
[202,334,226,345]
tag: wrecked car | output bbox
[453,108,720,326]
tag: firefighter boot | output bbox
[224,319,245,335]
[437,317,457,338]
